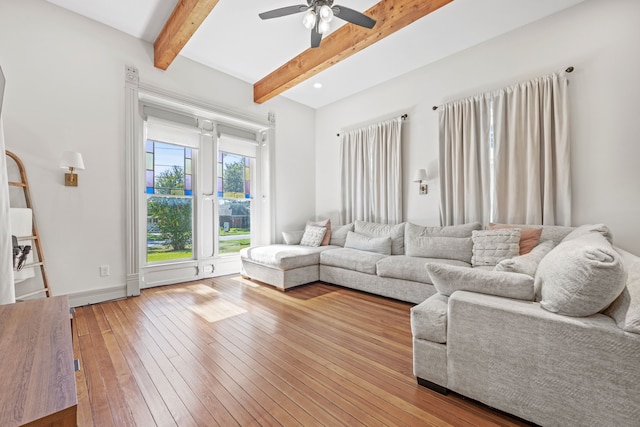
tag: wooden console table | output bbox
[0,296,77,426]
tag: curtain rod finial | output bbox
[432,106,438,111]
[565,66,574,73]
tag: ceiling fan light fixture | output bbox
[319,5,333,22]
[318,19,330,35]
[302,10,317,30]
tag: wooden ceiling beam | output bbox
[154,0,220,70]
[253,0,454,104]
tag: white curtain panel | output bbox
[492,73,571,225]
[439,72,571,227]
[340,117,402,224]
[439,96,492,225]
[0,118,16,305]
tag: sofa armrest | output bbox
[447,291,640,427]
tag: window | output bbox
[145,140,194,262]
[125,80,273,295]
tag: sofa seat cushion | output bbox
[241,244,335,270]
[376,256,470,283]
[411,293,449,344]
[320,247,387,275]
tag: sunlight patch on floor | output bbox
[185,283,247,322]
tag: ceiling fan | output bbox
[259,0,376,48]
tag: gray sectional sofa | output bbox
[241,220,481,304]
[241,220,640,426]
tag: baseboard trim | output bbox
[66,284,127,307]
[417,377,449,395]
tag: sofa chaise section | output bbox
[240,244,338,290]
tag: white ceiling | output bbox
[45,0,584,109]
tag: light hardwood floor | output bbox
[72,275,531,426]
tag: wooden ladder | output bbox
[6,150,51,299]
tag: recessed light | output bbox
[313,82,322,89]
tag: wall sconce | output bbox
[60,151,85,187]
[413,168,428,195]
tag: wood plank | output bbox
[72,278,532,426]
[0,296,77,427]
[254,0,454,103]
[154,0,220,70]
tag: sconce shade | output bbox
[59,151,85,170]
[413,168,428,182]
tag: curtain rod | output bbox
[431,66,575,111]
[337,114,407,137]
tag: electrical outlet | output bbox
[99,265,110,277]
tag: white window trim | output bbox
[125,66,274,296]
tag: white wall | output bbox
[0,0,316,304]
[315,0,640,254]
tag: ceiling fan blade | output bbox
[259,5,308,20]
[333,5,376,29]
[311,27,322,48]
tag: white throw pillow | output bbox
[426,263,535,301]
[344,231,392,255]
[299,225,327,247]
[537,232,627,317]
[471,229,521,267]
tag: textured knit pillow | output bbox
[489,223,542,254]
[426,263,535,301]
[307,219,331,246]
[494,240,555,277]
[471,229,521,267]
[299,225,327,247]
[537,232,627,317]
[344,231,392,255]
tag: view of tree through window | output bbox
[218,151,252,254]
[146,140,193,262]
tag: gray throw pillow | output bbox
[282,230,304,245]
[562,223,613,244]
[354,220,405,255]
[344,231,392,255]
[426,263,535,301]
[605,248,640,334]
[537,232,627,317]
[299,225,327,247]
[471,229,521,267]
[330,223,354,247]
[494,240,555,277]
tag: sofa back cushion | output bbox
[344,231,392,255]
[406,236,473,263]
[605,248,640,334]
[404,222,481,263]
[354,220,405,255]
[536,232,627,317]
